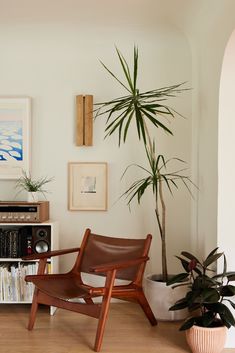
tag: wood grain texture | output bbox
[84,95,93,146]
[0,303,232,353]
[0,201,49,223]
[23,247,80,261]
[76,95,93,146]
[76,95,84,146]
[25,229,156,351]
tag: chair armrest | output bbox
[90,256,149,273]
[22,247,80,260]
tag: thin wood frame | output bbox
[76,95,93,146]
[68,162,107,211]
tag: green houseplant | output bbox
[167,248,235,353]
[95,47,194,320]
[96,46,193,283]
[16,170,53,202]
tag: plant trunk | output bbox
[143,118,168,281]
[159,178,167,282]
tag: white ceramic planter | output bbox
[186,325,227,353]
[144,274,188,321]
[27,192,38,202]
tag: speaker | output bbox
[32,226,51,254]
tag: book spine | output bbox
[11,231,18,258]
[2,230,7,258]
[0,230,3,258]
[6,231,11,258]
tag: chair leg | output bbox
[84,297,94,304]
[137,291,158,326]
[28,258,47,330]
[94,270,116,352]
[28,290,39,330]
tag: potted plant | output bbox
[167,248,235,353]
[15,170,53,202]
[95,47,194,319]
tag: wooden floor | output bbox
[0,303,232,353]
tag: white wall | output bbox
[170,0,235,262]
[218,28,235,348]
[2,0,235,348]
[178,2,235,346]
[0,2,192,275]
[178,1,235,347]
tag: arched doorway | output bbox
[218,28,235,348]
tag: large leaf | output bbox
[200,288,220,303]
[167,273,189,286]
[179,317,196,331]
[220,285,235,297]
[226,299,235,310]
[206,303,235,327]
[188,303,201,312]
[203,252,223,268]
[205,247,219,260]
[192,275,217,290]
[172,282,191,289]
[169,298,188,311]
[201,311,216,327]
[223,254,227,277]
[175,256,190,273]
[227,273,235,281]
[181,251,201,265]
[175,256,202,275]
[219,314,232,328]
[213,271,235,280]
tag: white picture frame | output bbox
[0,97,31,179]
[68,162,108,211]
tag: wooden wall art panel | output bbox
[76,95,93,146]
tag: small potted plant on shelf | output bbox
[167,248,235,353]
[15,170,54,202]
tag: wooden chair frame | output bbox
[24,229,157,351]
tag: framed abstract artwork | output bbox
[0,97,31,179]
[68,162,108,211]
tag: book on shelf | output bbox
[0,262,44,302]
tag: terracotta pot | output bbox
[144,274,188,321]
[186,325,227,353]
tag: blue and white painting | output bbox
[0,120,23,161]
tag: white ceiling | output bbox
[0,0,232,33]
[0,0,234,59]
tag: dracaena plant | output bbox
[95,46,193,282]
[167,248,235,330]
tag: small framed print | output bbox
[68,162,107,211]
[0,97,31,179]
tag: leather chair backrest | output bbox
[75,231,151,281]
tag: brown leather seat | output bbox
[29,274,91,299]
[24,228,157,351]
